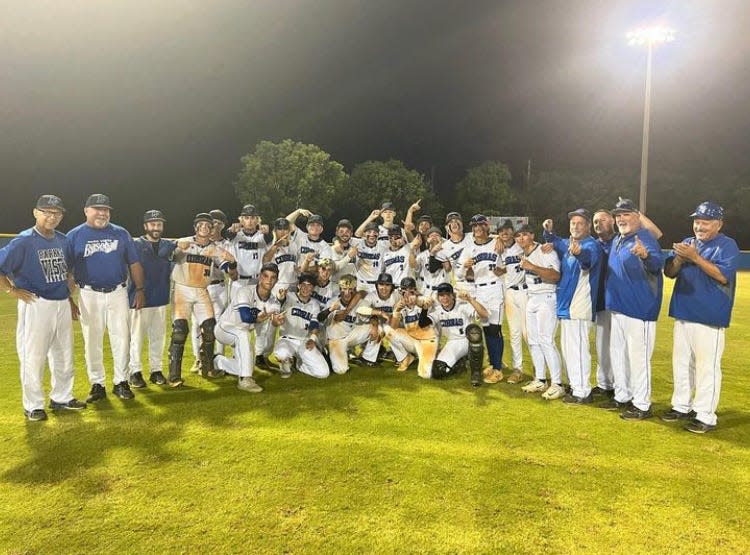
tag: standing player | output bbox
[515,225,564,400]
[226,204,268,289]
[605,198,663,420]
[168,213,237,386]
[543,210,603,404]
[496,219,528,383]
[128,210,176,388]
[330,219,359,283]
[272,273,329,379]
[381,226,416,285]
[430,283,489,386]
[214,263,284,392]
[442,212,470,287]
[0,195,86,421]
[288,210,333,271]
[263,218,300,295]
[415,227,450,298]
[67,194,145,402]
[351,221,385,293]
[455,214,505,384]
[662,202,739,433]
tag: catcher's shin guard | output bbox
[431,359,451,380]
[168,319,188,386]
[199,318,223,378]
[466,324,484,387]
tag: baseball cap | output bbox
[612,198,638,214]
[426,226,443,237]
[381,201,396,212]
[193,212,213,225]
[567,208,591,221]
[469,214,489,226]
[445,211,462,223]
[515,224,535,235]
[307,214,324,225]
[273,218,290,230]
[498,219,514,231]
[436,282,454,294]
[143,209,165,223]
[364,222,379,232]
[260,262,279,274]
[690,201,724,220]
[85,194,112,209]
[337,219,353,229]
[240,204,259,216]
[298,272,317,285]
[36,195,65,212]
[376,273,394,286]
[209,209,228,224]
[400,277,417,290]
[417,215,432,223]
[387,226,403,237]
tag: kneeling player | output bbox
[430,283,488,386]
[385,277,438,379]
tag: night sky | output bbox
[3,0,749,234]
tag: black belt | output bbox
[239,274,256,280]
[80,282,126,293]
[509,284,528,291]
[476,281,497,287]
[210,280,224,285]
[360,279,377,284]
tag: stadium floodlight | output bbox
[628,25,675,214]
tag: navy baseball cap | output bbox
[337,219,353,229]
[690,201,724,220]
[469,214,489,226]
[387,226,403,237]
[85,194,112,209]
[209,209,228,224]
[376,273,394,286]
[499,219,514,230]
[445,211,462,223]
[436,282,454,294]
[567,208,591,221]
[400,277,417,290]
[381,202,396,212]
[240,204,259,216]
[364,222,379,232]
[612,198,638,214]
[307,214,324,225]
[193,212,213,225]
[298,272,316,285]
[273,218,290,230]
[143,209,165,223]
[36,195,66,212]
[426,226,443,237]
[515,224,535,235]
[417,215,432,223]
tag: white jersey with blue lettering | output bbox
[456,238,500,285]
[229,229,267,280]
[355,239,386,286]
[279,293,320,339]
[269,242,299,286]
[416,249,448,295]
[524,244,559,294]
[219,285,281,330]
[363,289,400,318]
[312,279,339,309]
[500,242,525,289]
[292,231,333,264]
[431,300,478,340]
[381,244,413,285]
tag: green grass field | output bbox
[0,275,748,554]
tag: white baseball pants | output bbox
[503,287,528,369]
[561,318,592,398]
[129,306,167,375]
[214,322,254,378]
[609,311,655,411]
[79,285,130,385]
[526,292,562,383]
[595,309,614,390]
[274,336,329,378]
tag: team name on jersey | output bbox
[384,255,405,267]
[439,317,465,328]
[404,313,419,324]
[275,253,296,264]
[376,305,394,314]
[186,254,213,267]
[38,248,67,283]
[450,249,464,260]
[237,241,260,250]
[312,290,332,305]
[83,239,118,257]
[359,252,381,261]
[473,252,497,264]
[291,307,315,321]
[343,314,357,325]
[299,246,316,254]
[503,255,521,265]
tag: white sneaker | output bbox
[279,359,293,378]
[237,376,263,393]
[541,383,565,400]
[521,380,548,393]
[189,359,201,374]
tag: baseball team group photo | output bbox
[2,2,749,554]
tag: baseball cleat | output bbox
[149,371,167,385]
[684,419,716,434]
[591,386,615,398]
[24,409,48,422]
[562,392,593,405]
[482,368,504,384]
[279,359,293,378]
[129,372,148,389]
[521,380,548,393]
[255,355,269,370]
[660,409,696,422]
[189,359,201,374]
[619,406,653,421]
[237,377,263,393]
[600,399,633,411]
[541,383,565,400]
[86,383,107,403]
[506,369,524,384]
[113,381,135,400]
[49,398,87,410]
[397,354,415,372]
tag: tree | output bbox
[234,139,347,220]
[339,160,439,226]
[454,162,516,217]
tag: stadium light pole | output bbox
[627,26,675,214]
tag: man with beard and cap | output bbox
[359,272,401,365]
[415,226,450,298]
[226,204,269,289]
[662,202,739,433]
[128,210,177,388]
[350,220,386,294]
[263,217,300,296]
[330,218,359,282]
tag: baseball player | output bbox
[662,202,739,433]
[272,273,329,379]
[442,212,470,287]
[288,210,333,272]
[311,258,338,308]
[385,277,439,378]
[381,226,416,285]
[359,272,400,364]
[0,195,87,421]
[605,198,664,420]
[214,263,284,392]
[67,194,145,402]
[455,214,505,384]
[263,217,300,295]
[430,282,489,386]
[515,225,564,400]
[351,221,386,293]
[168,212,237,386]
[318,274,372,374]
[128,210,176,388]
[542,209,604,404]
[329,219,359,283]
[496,219,528,383]
[415,227,450,298]
[226,204,269,288]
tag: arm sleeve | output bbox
[418,307,431,328]
[239,306,260,324]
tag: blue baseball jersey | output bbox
[0,227,71,300]
[67,223,140,288]
[595,237,614,312]
[128,237,176,308]
[667,233,739,328]
[605,229,663,321]
[544,232,603,321]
